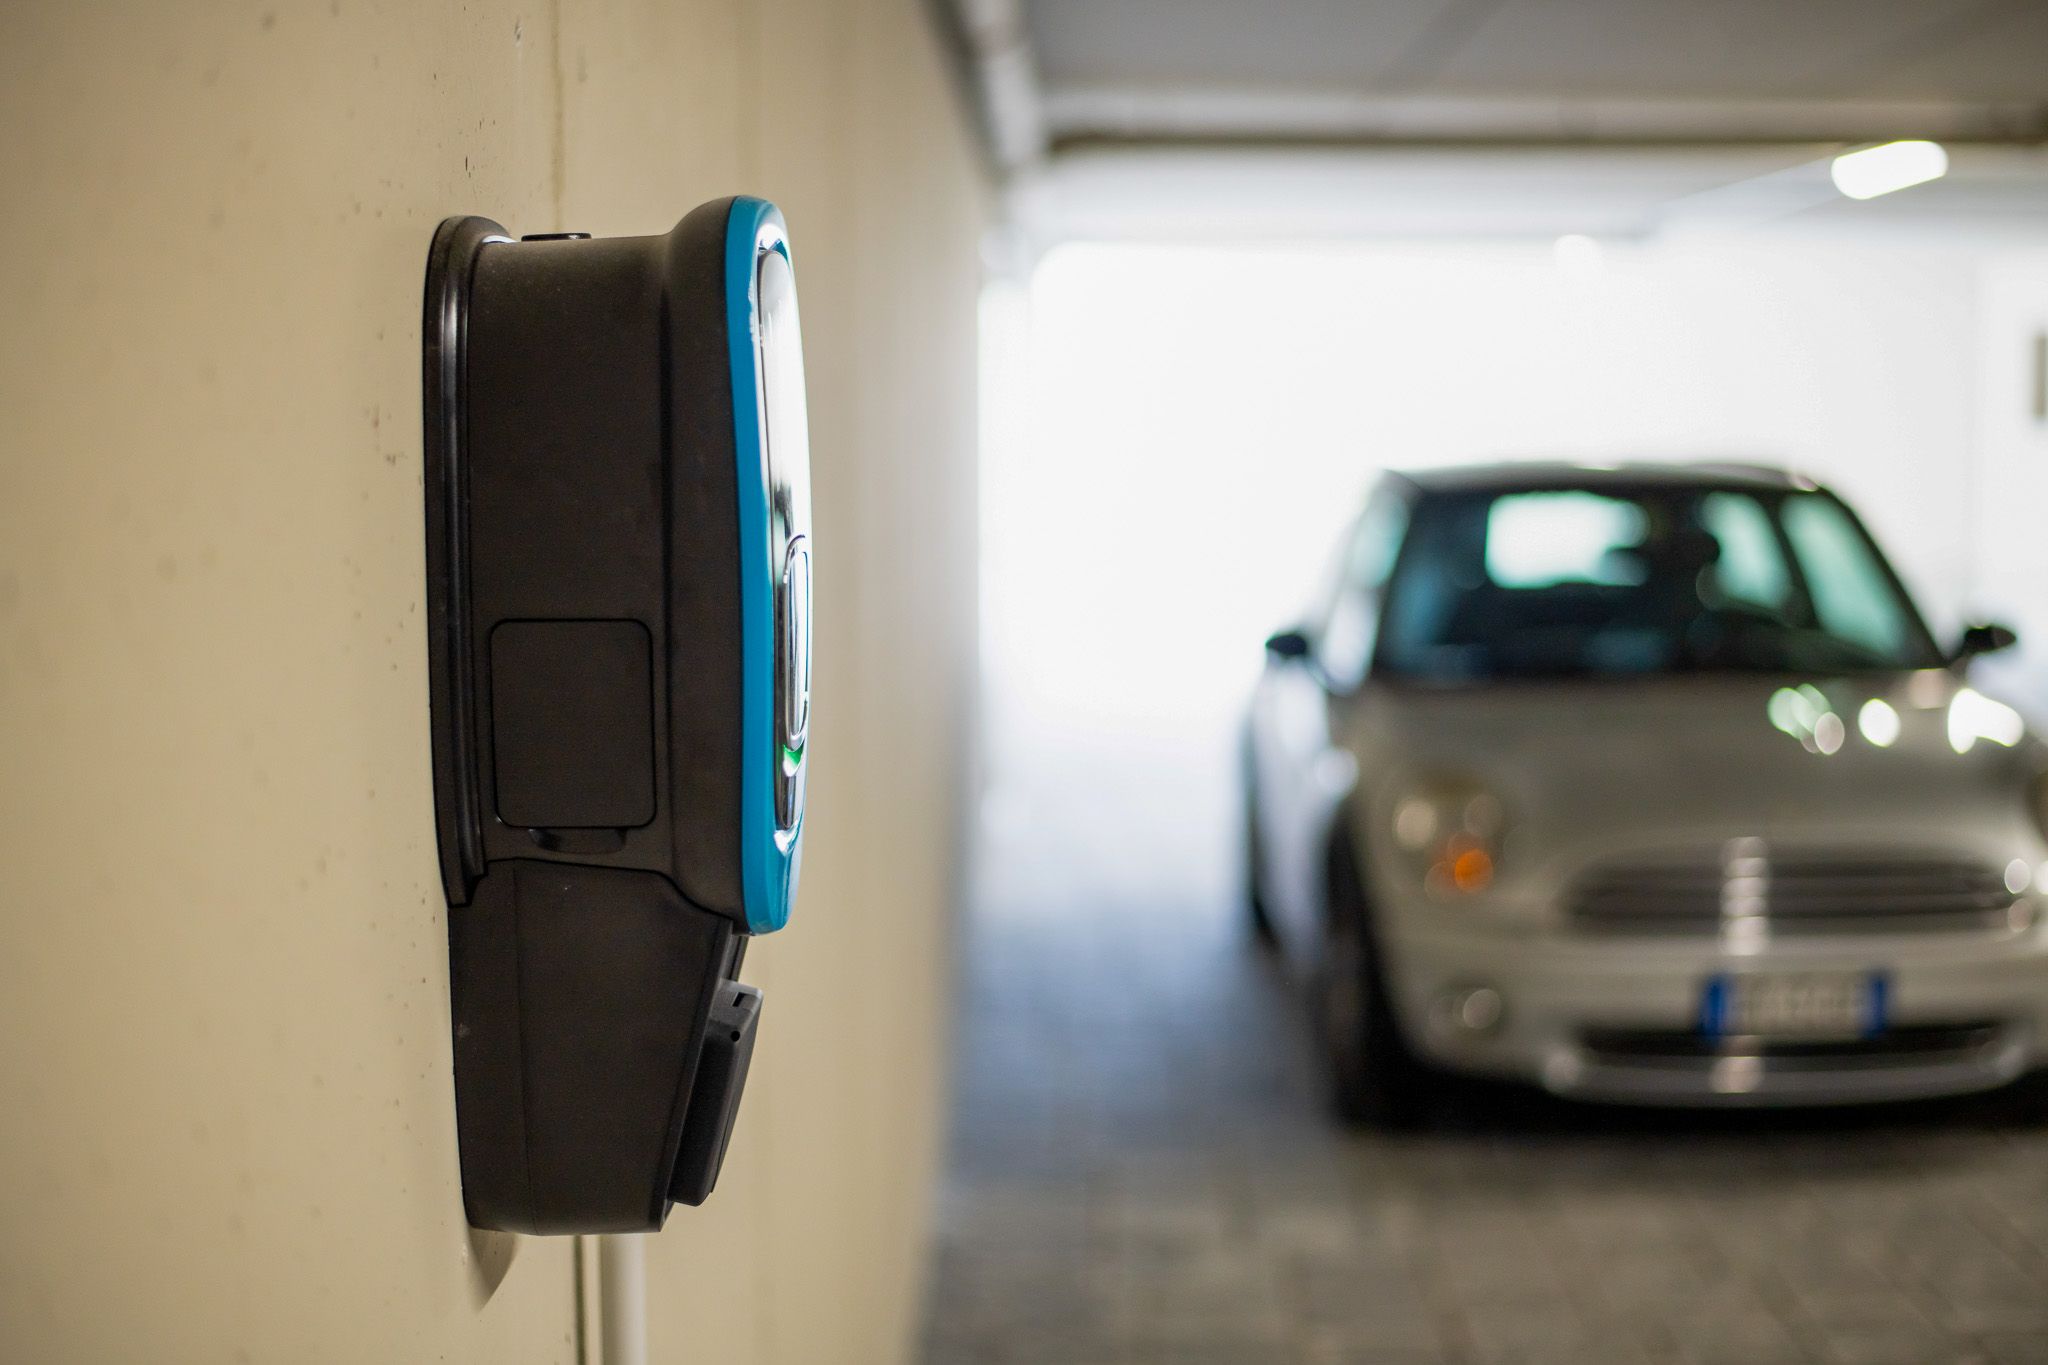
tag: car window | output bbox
[1374,482,1941,682]
[1346,492,1409,595]
[1700,491,1793,613]
[1781,493,1913,661]
[1318,492,1408,689]
[1485,492,1646,588]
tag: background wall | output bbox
[983,237,1998,753]
[1969,249,2048,707]
[975,236,2023,917]
[0,2,981,1362]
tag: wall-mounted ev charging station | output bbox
[422,197,811,1233]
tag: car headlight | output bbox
[1390,777,1506,900]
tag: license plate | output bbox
[1700,972,1887,1040]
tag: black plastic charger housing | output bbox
[423,201,774,1233]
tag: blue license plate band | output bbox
[1698,972,1890,1039]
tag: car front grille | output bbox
[1567,841,2022,937]
[1566,1019,2023,1101]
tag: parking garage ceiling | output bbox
[1019,0,2048,148]
[948,0,2048,243]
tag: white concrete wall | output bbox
[984,238,1992,746]
[0,3,982,1362]
[1964,250,2048,712]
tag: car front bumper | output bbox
[1381,916,2048,1106]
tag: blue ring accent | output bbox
[724,196,800,934]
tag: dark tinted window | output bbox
[1317,491,1408,689]
[1375,485,1941,681]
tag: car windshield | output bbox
[1374,484,1945,682]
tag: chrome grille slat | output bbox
[1567,845,2019,937]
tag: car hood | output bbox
[1353,669,2046,866]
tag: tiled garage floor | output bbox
[920,725,2048,1365]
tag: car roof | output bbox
[1384,460,1820,497]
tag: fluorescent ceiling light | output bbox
[1830,140,1948,201]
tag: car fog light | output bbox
[1434,984,1505,1038]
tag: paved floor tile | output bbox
[921,733,2048,1364]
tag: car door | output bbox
[1251,487,1410,953]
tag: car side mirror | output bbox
[1956,622,2019,661]
[1265,628,1311,661]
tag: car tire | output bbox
[1316,840,1428,1131]
[2001,1070,2048,1126]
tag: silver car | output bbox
[1244,462,2046,1124]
